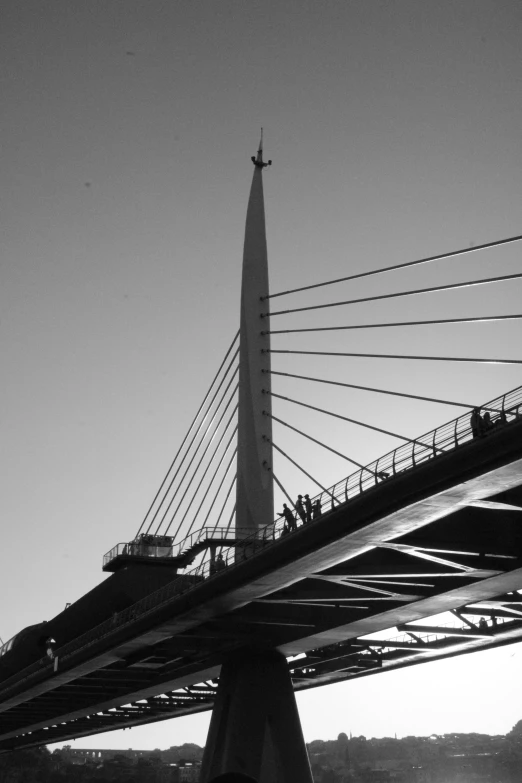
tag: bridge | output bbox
[0,137,521,781]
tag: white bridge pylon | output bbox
[236,134,274,535]
[201,141,314,783]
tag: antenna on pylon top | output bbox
[251,128,272,169]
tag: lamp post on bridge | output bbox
[200,139,314,783]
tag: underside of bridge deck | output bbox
[1,421,522,752]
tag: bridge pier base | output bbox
[200,649,313,783]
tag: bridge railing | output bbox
[103,528,257,569]
[103,387,522,571]
[103,541,174,567]
[184,384,522,553]
[360,614,515,650]
[310,383,522,515]
[163,385,522,563]
[172,527,257,558]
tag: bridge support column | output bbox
[200,649,313,783]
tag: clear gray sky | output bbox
[1,0,521,750]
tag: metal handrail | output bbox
[362,615,514,650]
[311,385,522,514]
[102,542,174,567]
[104,387,522,570]
[103,527,260,567]
[171,526,257,557]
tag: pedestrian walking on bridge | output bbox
[295,495,306,524]
[281,503,296,531]
[304,494,313,523]
[470,408,482,438]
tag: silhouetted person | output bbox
[215,553,226,571]
[209,774,258,783]
[304,494,313,523]
[295,494,306,524]
[313,499,322,519]
[479,617,488,631]
[45,638,56,661]
[281,503,296,531]
[470,408,481,438]
[483,411,492,431]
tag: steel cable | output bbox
[197,448,238,532]
[268,391,446,454]
[268,349,522,365]
[153,379,239,536]
[177,428,238,542]
[271,440,340,505]
[263,314,522,335]
[211,473,237,533]
[272,471,297,511]
[265,412,376,476]
[135,332,239,537]
[264,233,522,300]
[161,403,239,539]
[140,353,239,536]
[169,417,239,542]
[224,502,237,537]
[264,273,522,318]
[267,370,501,412]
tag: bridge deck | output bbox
[0,415,522,751]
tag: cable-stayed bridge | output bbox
[0,140,521,781]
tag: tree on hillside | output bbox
[508,720,522,737]
[0,747,54,783]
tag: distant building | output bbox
[179,763,200,782]
[54,744,203,765]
